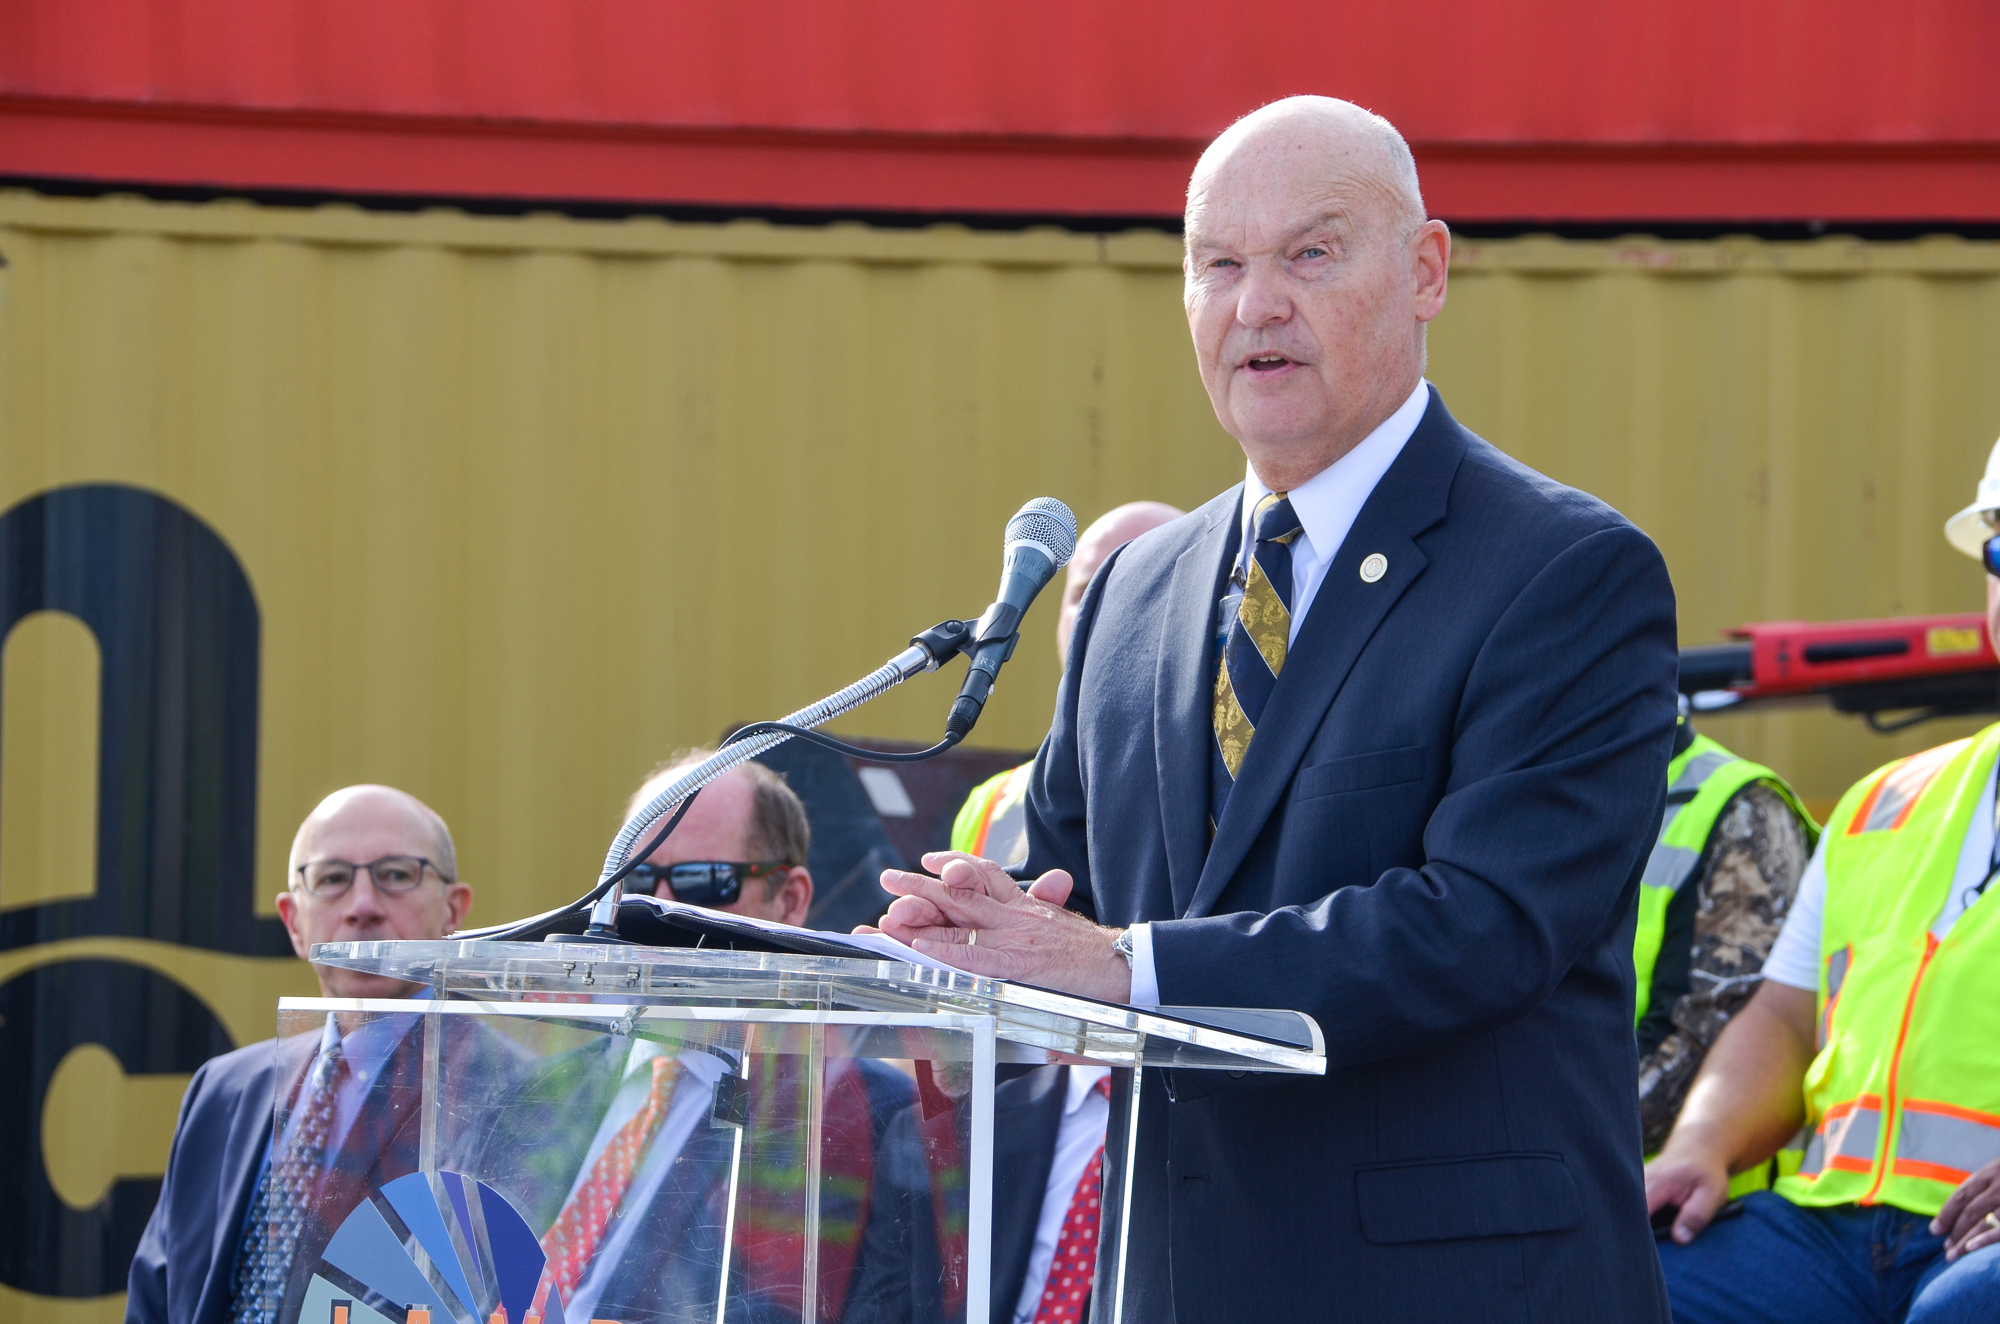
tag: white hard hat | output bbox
[1945,436,2000,560]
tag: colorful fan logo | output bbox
[298,1171,559,1323]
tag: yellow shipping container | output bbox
[2,189,1998,1317]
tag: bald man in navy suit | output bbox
[876,97,1679,1323]
[127,787,479,1324]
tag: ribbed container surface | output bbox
[6,190,2000,1320]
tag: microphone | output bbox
[947,497,1077,741]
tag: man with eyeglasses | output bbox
[127,785,484,1324]
[521,754,912,1323]
[1644,441,2000,1323]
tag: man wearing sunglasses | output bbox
[622,755,813,924]
[1644,442,2000,1323]
[128,785,484,1324]
[524,754,911,1324]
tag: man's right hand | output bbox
[1642,981,1818,1247]
[1645,1141,1734,1245]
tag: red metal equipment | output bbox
[1680,614,2000,732]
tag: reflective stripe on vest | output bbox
[1799,1094,1883,1177]
[1894,1101,2000,1186]
[1632,733,1816,1025]
[1819,944,1852,1050]
[949,762,1033,867]
[1773,722,2000,1219]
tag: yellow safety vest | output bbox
[950,762,1033,867]
[1774,722,2000,1217]
[1633,731,1816,1025]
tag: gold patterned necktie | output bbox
[532,1053,682,1316]
[1212,492,1303,814]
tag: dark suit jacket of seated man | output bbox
[874,96,1679,1324]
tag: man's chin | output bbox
[1224,396,1333,448]
[318,971,424,1002]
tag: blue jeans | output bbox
[1657,1191,2000,1323]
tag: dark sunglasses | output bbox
[1985,533,2000,577]
[627,860,789,907]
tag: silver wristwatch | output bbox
[1111,926,1137,969]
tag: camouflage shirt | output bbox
[1636,781,1812,1153]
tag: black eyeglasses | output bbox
[628,860,789,907]
[1984,533,2000,577]
[294,855,448,899]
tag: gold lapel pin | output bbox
[1359,552,1388,583]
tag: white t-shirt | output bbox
[1763,755,1998,991]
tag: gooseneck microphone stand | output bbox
[462,496,1079,946]
[577,618,980,940]
[462,616,977,945]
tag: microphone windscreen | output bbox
[1005,497,1078,568]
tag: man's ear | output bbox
[443,882,474,935]
[276,892,309,960]
[1412,218,1450,323]
[776,868,813,927]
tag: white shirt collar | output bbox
[1065,1065,1112,1115]
[1240,377,1431,570]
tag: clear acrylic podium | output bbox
[276,940,1324,1324]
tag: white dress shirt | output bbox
[1010,1066,1112,1324]
[561,1041,729,1324]
[1127,378,1432,1008]
[1764,754,1997,991]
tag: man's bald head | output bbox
[1187,97,1425,244]
[1057,501,1185,663]
[290,784,457,881]
[1181,96,1450,492]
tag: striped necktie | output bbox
[532,1053,682,1316]
[230,1015,344,1324]
[1212,493,1303,820]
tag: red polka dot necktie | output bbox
[1032,1076,1112,1324]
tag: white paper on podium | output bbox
[626,894,959,972]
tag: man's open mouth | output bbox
[1246,354,1293,372]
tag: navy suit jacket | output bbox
[127,1015,530,1324]
[1028,389,1679,1323]
[125,1027,432,1324]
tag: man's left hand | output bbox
[863,852,1133,1004]
[1933,1159,2000,1261]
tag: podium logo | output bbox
[0,486,293,1307]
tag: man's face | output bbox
[277,792,473,1000]
[635,769,812,926]
[1183,120,1447,487]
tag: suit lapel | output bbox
[1187,397,1466,919]
[1155,496,1240,918]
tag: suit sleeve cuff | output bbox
[1127,922,1162,1008]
